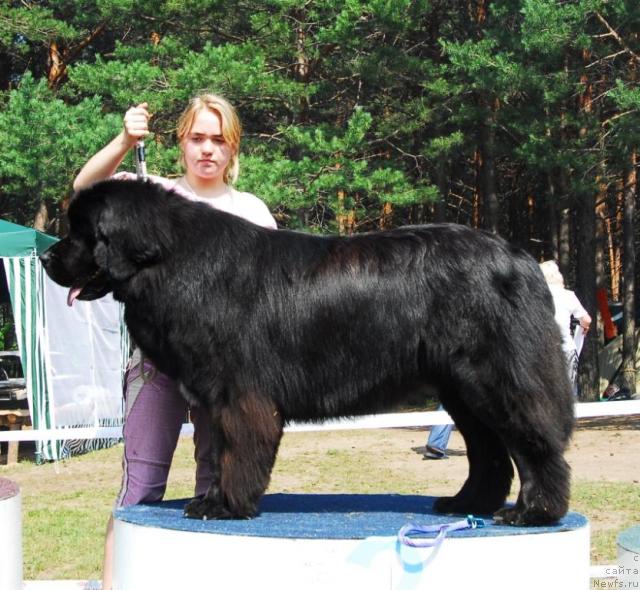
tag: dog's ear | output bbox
[94,196,173,282]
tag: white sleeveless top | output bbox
[113,171,277,230]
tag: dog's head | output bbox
[41,179,175,306]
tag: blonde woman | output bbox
[74,94,276,589]
[539,260,591,394]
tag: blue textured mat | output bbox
[115,494,588,540]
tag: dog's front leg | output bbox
[184,391,284,520]
[183,404,233,520]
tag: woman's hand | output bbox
[580,314,592,334]
[123,103,151,145]
[73,102,151,190]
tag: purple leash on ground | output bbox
[398,515,485,549]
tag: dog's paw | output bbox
[493,506,530,526]
[183,497,235,520]
[434,495,503,516]
[433,496,464,515]
[493,505,560,526]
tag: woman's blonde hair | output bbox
[176,93,241,184]
[539,260,565,287]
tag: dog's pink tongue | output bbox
[67,287,82,307]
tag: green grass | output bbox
[571,481,640,564]
[3,444,124,579]
[2,426,638,580]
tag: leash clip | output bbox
[466,515,485,529]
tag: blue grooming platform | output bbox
[113,493,590,590]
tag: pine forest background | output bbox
[0,0,639,399]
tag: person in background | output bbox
[539,260,592,395]
[423,405,453,460]
[73,93,276,590]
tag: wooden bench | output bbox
[0,409,31,465]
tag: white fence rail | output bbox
[1,400,638,442]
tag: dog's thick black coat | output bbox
[41,179,574,525]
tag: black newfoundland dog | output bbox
[41,179,574,526]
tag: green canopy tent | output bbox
[0,219,128,461]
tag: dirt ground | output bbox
[562,416,640,482]
[406,415,640,484]
[270,415,640,489]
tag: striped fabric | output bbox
[3,254,61,460]
[2,253,129,461]
[61,304,131,457]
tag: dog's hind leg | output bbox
[451,353,572,526]
[433,388,514,516]
[493,346,573,525]
[493,425,571,526]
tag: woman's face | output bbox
[181,108,234,182]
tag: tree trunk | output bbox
[47,24,106,89]
[0,50,11,91]
[293,10,311,122]
[472,149,481,228]
[620,149,637,393]
[546,174,558,261]
[379,202,393,230]
[613,184,624,300]
[47,41,67,89]
[599,186,622,301]
[557,168,572,279]
[548,169,571,274]
[544,114,558,260]
[33,200,49,232]
[336,189,355,235]
[478,100,499,234]
[557,69,572,277]
[575,47,601,400]
[558,205,571,276]
[434,163,448,223]
[575,190,600,400]
[597,193,618,300]
[471,0,497,234]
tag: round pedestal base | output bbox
[617,526,640,584]
[114,494,590,590]
[0,478,22,590]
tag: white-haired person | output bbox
[74,93,276,590]
[539,260,592,395]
